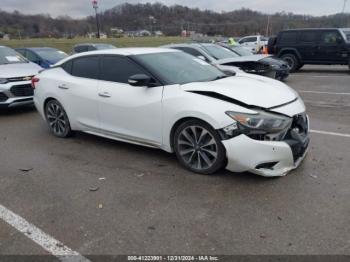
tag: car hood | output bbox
[0,63,41,78]
[214,54,271,64]
[181,74,298,109]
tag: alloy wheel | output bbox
[177,125,218,170]
[46,101,69,136]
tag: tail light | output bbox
[31,77,40,89]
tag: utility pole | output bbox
[342,0,348,13]
[266,16,271,36]
[92,0,100,38]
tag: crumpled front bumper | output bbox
[222,134,309,177]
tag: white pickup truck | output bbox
[238,35,269,54]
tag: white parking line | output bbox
[310,130,350,138]
[0,204,91,262]
[299,90,350,96]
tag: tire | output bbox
[173,119,226,175]
[281,53,300,73]
[45,100,73,138]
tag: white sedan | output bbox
[33,48,309,177]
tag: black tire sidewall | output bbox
[173,119,226,175]
[45,100,72,138]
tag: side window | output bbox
[71,56,99,79]
[61,60,73,74]
[321,31,342,44]
[279,32,297,44]
[100,56,147,84]
[88,46,96,51]
[240,37,257,43]
[16,49,26,56]
[299,31,318,43]
[74,46,88,53]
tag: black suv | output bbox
[268,28,350,72]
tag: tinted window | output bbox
[240,37,257,43]
[62,60,73,74]
[100,56,146,84]
[26,51,39,62]
[174,47,208,61]
[279,32,297,44]
[321,31,342,44]
[199,45,239,60]
[299,31,318,43]
[74,46,89,53]
[71,56,99,79]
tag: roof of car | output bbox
[73,43,115,47]
[56,47,179,65]
[16,47,58,51]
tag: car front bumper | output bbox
[222,134,309,177]
[0,81,34,108]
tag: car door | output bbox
[98,55,163,146]
[317,30,348,63]
[58,56,100,131]
[297,30,320,62]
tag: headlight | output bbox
[0,78,8,84]
[226,110,292,132]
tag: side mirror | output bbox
[197,55,206,61]
[128,74,152,87]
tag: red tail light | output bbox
[31,77,40,89]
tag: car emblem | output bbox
[23,76,33,81]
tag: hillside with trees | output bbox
[1,2,349,38]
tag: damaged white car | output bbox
[33,48,309,177]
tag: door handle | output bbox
[58,84,69,90]
[98,92,111,98]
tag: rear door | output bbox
[297,30,320,62]
[97,55,163,146]
[317,30,348,63]
[57,56,100,130]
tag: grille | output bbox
[0,92,8,102]
[10,84,34,97]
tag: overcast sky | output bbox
[1,0,349,18]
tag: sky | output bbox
[0,0,348,18]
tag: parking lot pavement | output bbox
[0,66,349,259]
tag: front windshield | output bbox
[95,44,117,50]
[135,51,227,85]
[0,46,27,65]
[200,44,239,60]
[230,46,253,56]
[36,49,68,62]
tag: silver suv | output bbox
[0,46,41,108]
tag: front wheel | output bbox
[281,53,300,73]
[174,120,226,175]
[45,100,73,138]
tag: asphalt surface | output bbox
[0,65,349,259]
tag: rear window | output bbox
[299,31,318,43]
[71,56,99,79]
[279,32,297,44]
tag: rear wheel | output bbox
[281,53,300,73]
[174,120,226,175]
[45,100,73,138]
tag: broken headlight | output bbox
[225,110,292,133]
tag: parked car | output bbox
[16,47,68,68]
[269,28,350,72]
[238,35,269,53]
[162,43,278,79]
[0,46,42,108]
[221,44,290,80]
[33,48,309,177]
[71,43,117,54]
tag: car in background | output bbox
[0,46,41,108]
[16,47,68,68]
[33,48,309,177]
[71,43,117,54]
[269,28,350,72]
[221,44,290,80]
[238,35,269,53]
[162,43,279,79]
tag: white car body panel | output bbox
[34,48,308,177]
